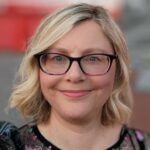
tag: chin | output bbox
[64,114,92,125]
[59,107,94,123]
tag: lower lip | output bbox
[61,91,91,98]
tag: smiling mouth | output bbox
[59,90,92,98]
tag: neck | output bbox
[38,112,122,150]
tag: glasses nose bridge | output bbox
[68,56,83,71]
[71,56,81,64]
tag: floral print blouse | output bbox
[0,121,19,150]
[0,122,150,150]
[14,124,150,150]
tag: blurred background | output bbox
[0,0,150,131]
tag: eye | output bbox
[53,55,64,61]
[89,56,100,61]
[48,54,68,64]
[84,55,101,63]
[49,55,62,61]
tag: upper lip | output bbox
[59,90,92,92]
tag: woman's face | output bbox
[40,20,116,123]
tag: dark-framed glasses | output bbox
[35,52,117,76]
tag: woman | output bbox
[9,3,150,150]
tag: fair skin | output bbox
[38,20,122,150]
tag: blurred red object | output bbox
[0,5,55,52]
[0,2,123,52]
[0,15,25,52]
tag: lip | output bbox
[59,90,92,98]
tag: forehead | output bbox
[50,20,113,54]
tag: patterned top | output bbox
[0,121,19,150]
[15,124,150,150]
[0,122,150,150]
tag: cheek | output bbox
[40,71,50,91]
[103,63,116,89]
[93,66,116,102]
[39,71,60,99]
[94,70,115,90]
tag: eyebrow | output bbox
[47,47,114,55]
[48,48,68,54]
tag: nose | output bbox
[65,61,86,83]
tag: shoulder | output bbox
[125,125,150,149]
[18,123,35,141]
[18,123,43,149]
[17,123,54,149]
[19,123,34,133]
[0,121,17,138]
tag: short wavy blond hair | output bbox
[9,3,133,125]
